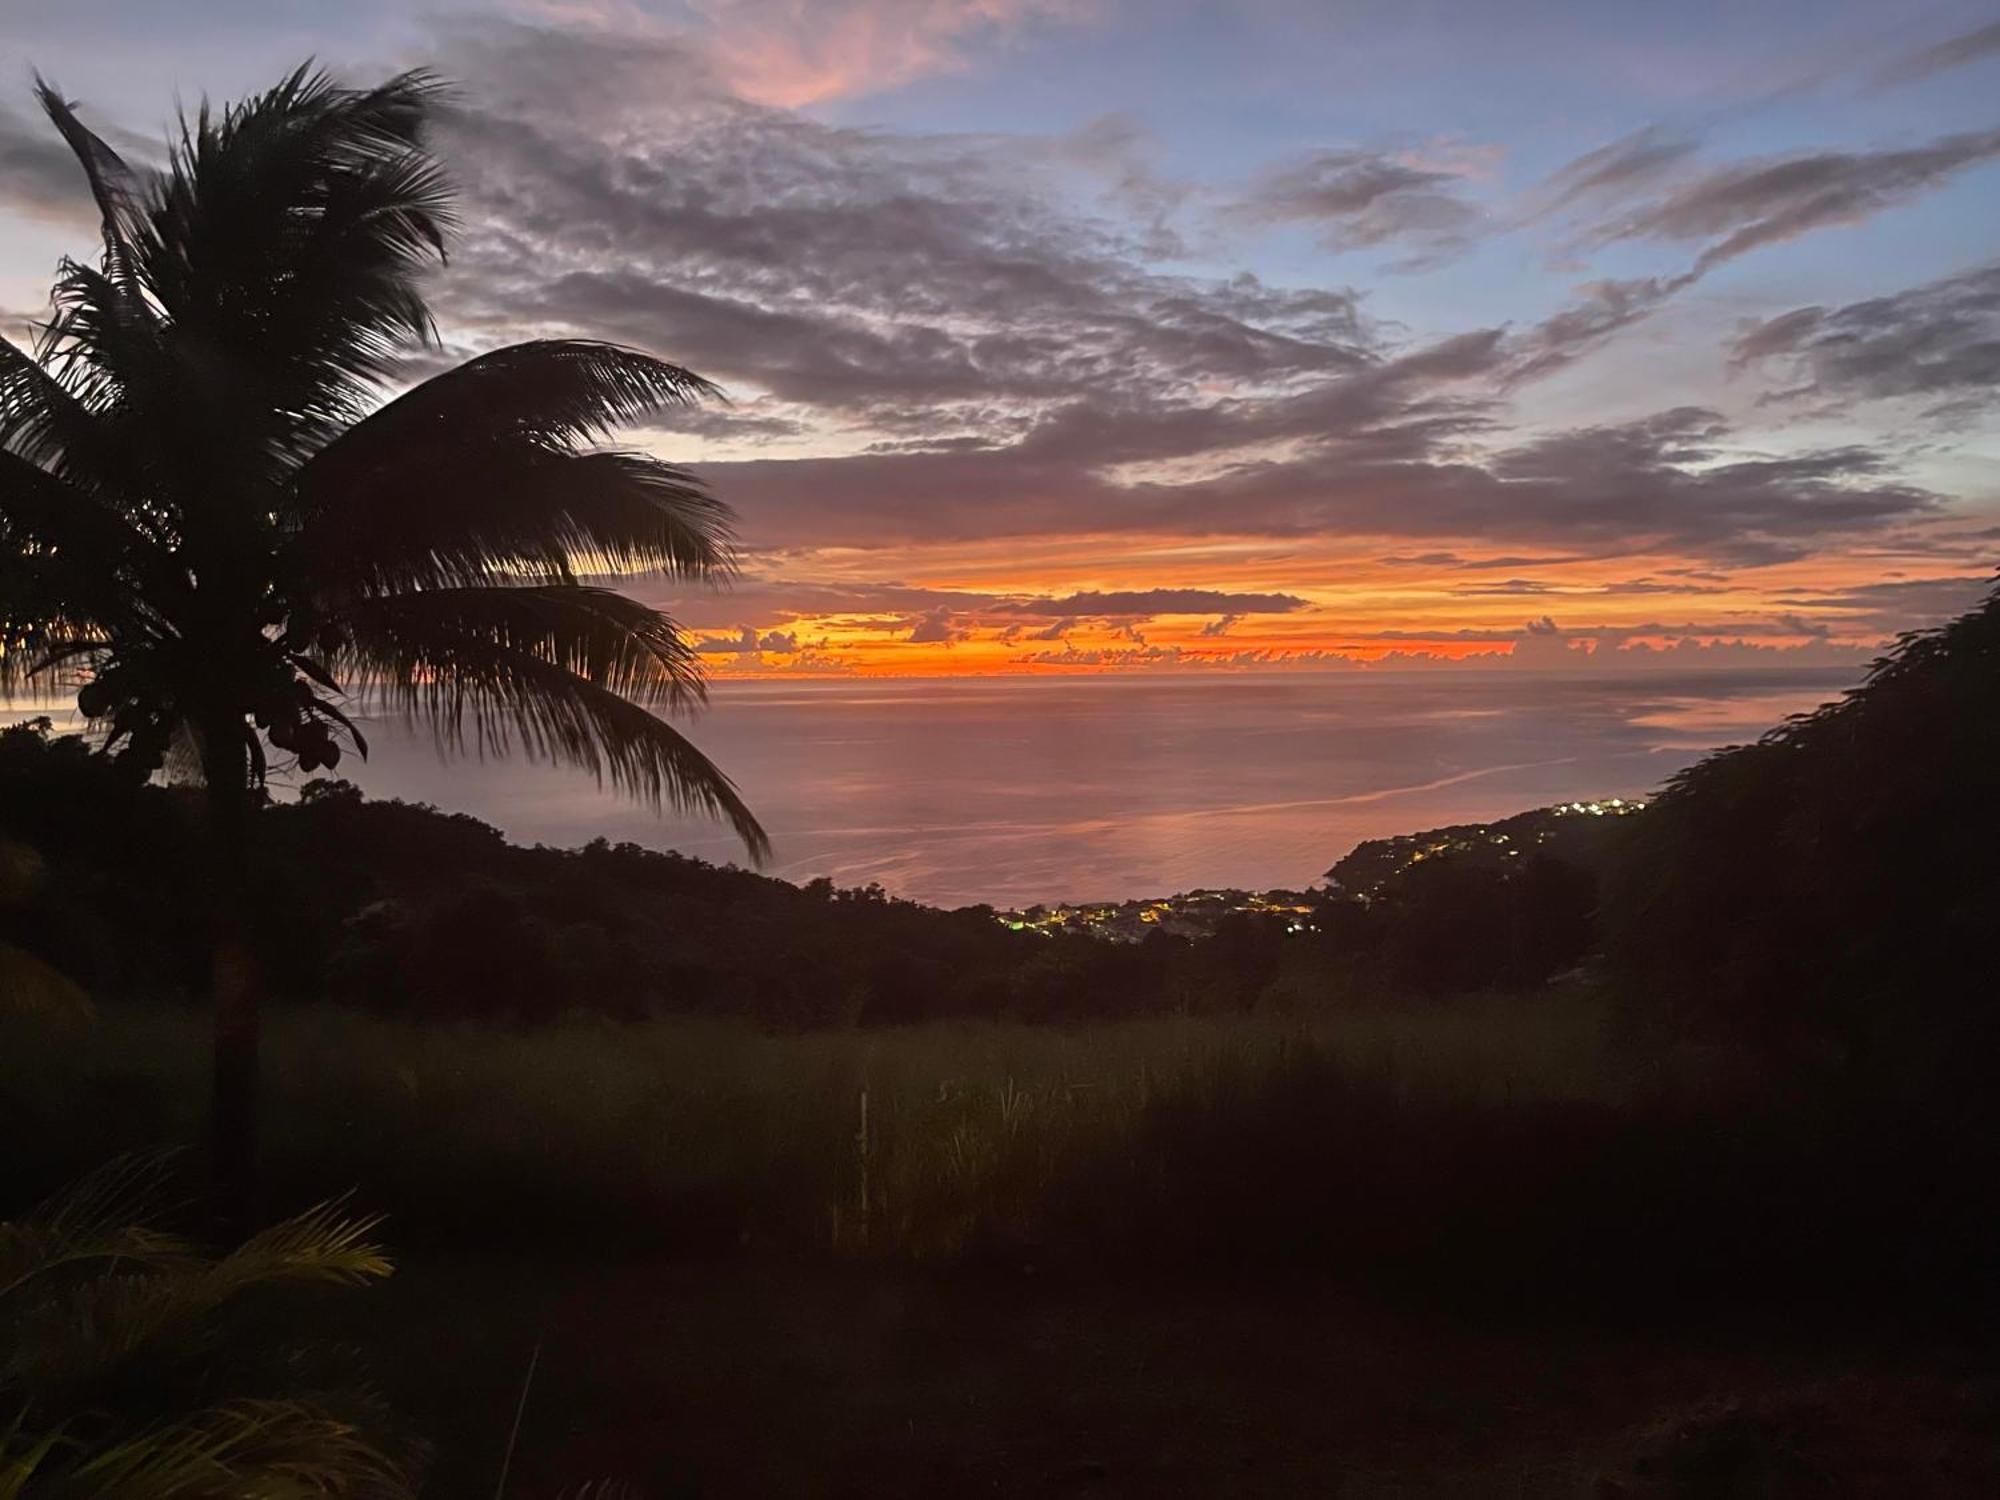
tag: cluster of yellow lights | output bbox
[999,889,1320,940]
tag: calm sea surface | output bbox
[330,667,1857,908]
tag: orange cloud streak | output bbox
[688,533,1989,677]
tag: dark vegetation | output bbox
[0,1157,415,1497]
[1326,798,1640,895]
[1608,579,2000,1073]
[0,721,1054,1023]
[0,717,1605,1026]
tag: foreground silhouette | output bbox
[1606,568,2000,1066]
[0,1155,409,1497]
[0,66,766,1215]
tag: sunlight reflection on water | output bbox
[326,666,1861,906]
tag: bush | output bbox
[1602,575,2000,1074]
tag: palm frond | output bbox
[3,1197,390,1402]
[332,585,706,709]
[0,335,116,483]
[0,635,111,701]
[0,1410,70,1500]
[31,77,151,317]
[38,252,166,429]
[337,613,769,860]
[298,444,736,595]
[126,66,454,463]
[31,80,144,243]
[0,450,177,645]
[310,340,719,454]
[293,342,731,593]
[207,1198,393,1295]
[0,1153,193,1303]
[0,608,107,700]
[0,448,154,569]
[59,1398,411,1500]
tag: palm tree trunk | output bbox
[200,716,261,1232]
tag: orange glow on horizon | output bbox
[682,534,1990,678]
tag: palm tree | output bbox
[1,1155,416,1498]
[0,66,769,1214]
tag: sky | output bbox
[3,0,1999,679]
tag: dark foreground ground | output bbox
[13,1004,1998,1492]
[319,1257,1998,1498]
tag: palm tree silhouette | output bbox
[0,66,768,1215]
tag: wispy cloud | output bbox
[436,20,1370,441]
[1228,144,1489,269]
[1512,125,2000,380]
[1732,262,2000,415]
[1876,17,2000,89]
[1586,128,2000,275]
[1531,125,1700,218]
[989,589,1309,617]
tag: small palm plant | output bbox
[0,1155,414,1498]
[0,66,768,1204]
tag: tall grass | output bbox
[5,992,1988,1324]
[2,994,1617,1253]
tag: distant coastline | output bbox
[314,666,1857,908]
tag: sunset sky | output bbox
[4,0,1998,678]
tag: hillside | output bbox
[1605,571,2000,1056]
[1324,798,1644,898]
[0,715,1624,1021]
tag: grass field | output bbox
[4,986,1965,1304]
[2,989,1636,1255]
[7,993,1996,1493]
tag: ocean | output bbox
[336,666,1860,908]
